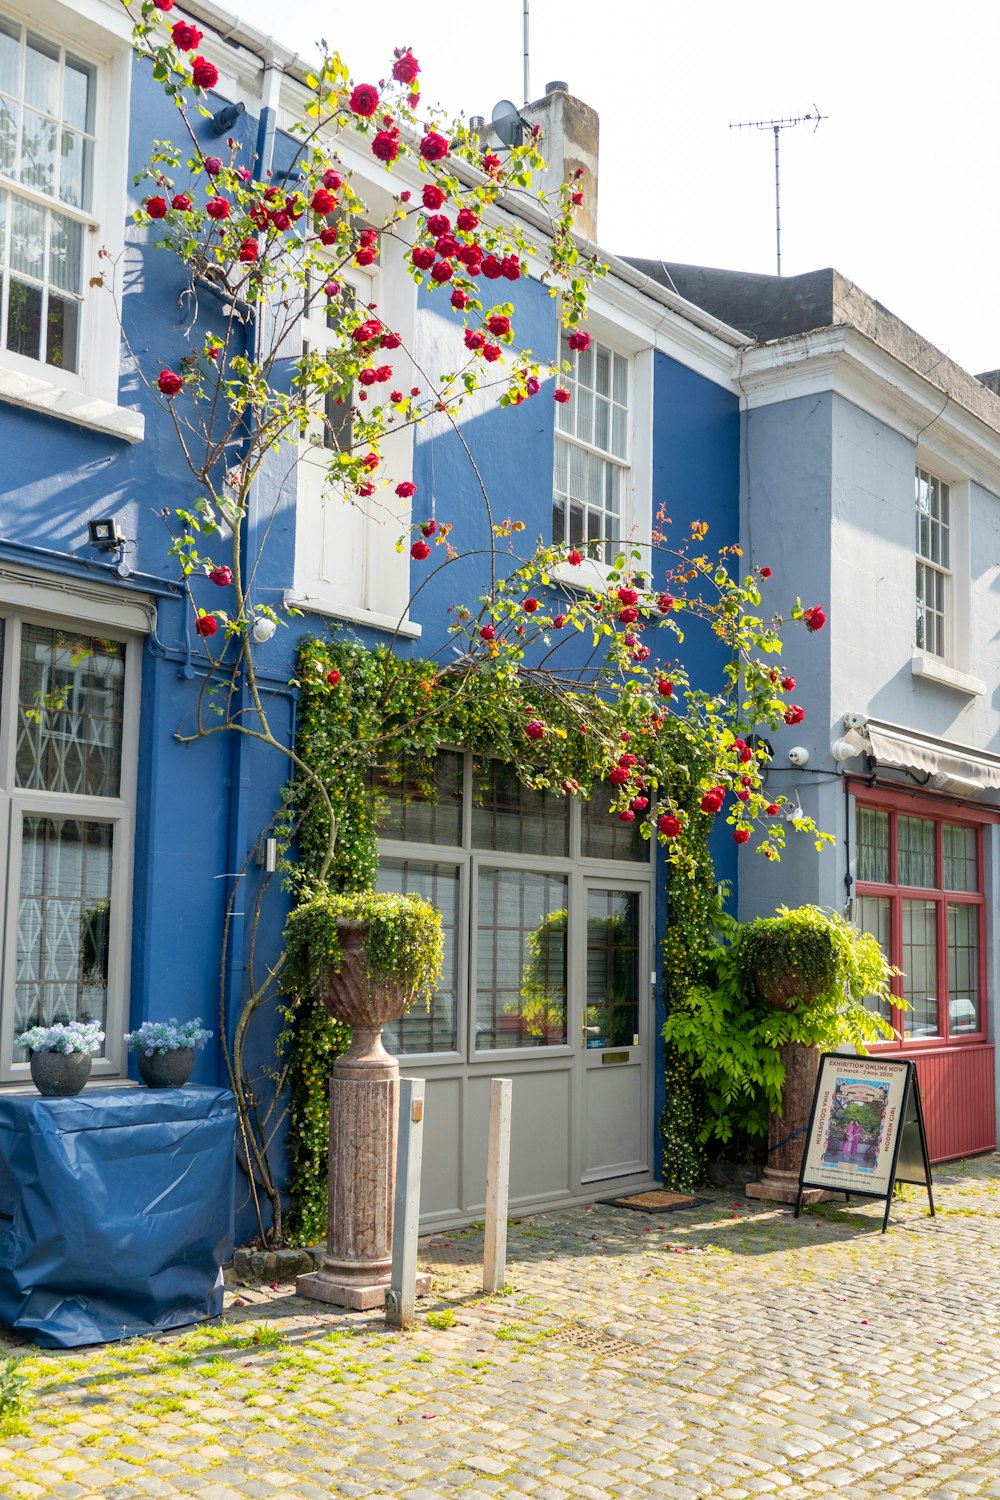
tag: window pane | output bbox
[16,625,125,796]
[19,106,56,196]
[0,18,20,99]
[855,894,892,1023]
[948,903,979,1036]
[48,209,80,291]
[24,33,59,117]
[14,816,112,1052]
[475,869,567,1050]
[902,898,939,1037]
[6,276,41,358]
[942,823,977,892]
[63,55,94,134]
[45,288,78,371]
[856,807,889,884]
[582,793,649,862]
[370,750,463,847]
[58,128,91,211]
[471,758,569,857]
[585,889,639,1048]
[897,815,935,888]
[376,858,459,1054]
[0,95,17,175]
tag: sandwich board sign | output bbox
[794,1053,934,1233]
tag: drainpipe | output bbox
[221,55,285,1085]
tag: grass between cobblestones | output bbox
[2,1160,1000,1497]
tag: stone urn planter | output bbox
[30,1050,92,1098]
[745,1040,830,1205]
[285,893,443,1312]
[137,1048,195,1089]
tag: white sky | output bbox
[227,0,1000,375]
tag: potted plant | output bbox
[736,907,841,1010]
[125,1019,213,1088]
[15,1022,105,1097]
[283,887,442,1309]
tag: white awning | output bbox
[864,720,1000,792]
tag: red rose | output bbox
[803,605,827,632]
[358,368,378,386]
[311,188,338,215]
[395,481,416,498]
[324,169,343,190]
[426,213,451,236]
[208,565,232,586]
[552,614,567,628]
[760,566,772,578]
[617,587,638,606]
[571,191,584,206]
[658,679,673,697]
[737,789,750,802]
[410,245,435,271]
[619,810,635,823]
[568,330,591,352]
[153,0,174,9]
[420,518,437,537]
[658,814,681,838]
[171,20,203,49]
[479,624,496,641]
[356,482,375,498]
[205,197,230,220]
[318,225,338,246]
[371,130,399,163]
[567,550,582,566]
[482,344,501,363]
[435,234,458,258]
[144,195,168,219]
[766,804,780,816]
[783,704,805,725]
[483,152,501,176]
[781,676,796,691]
[410,540,431,560]
[355,248,377,267]
[554,388,571,404]
[618,607,638,624]
[451,288,469,310]
[171,193,193,212]
[375,365,393,382]
[270,210,291,231]
[202,155,222,175]
[195,613,217,637]
[632,797,649,812]
[618,753,637,768]
[361,452,379,471]
[487,314,511,337]
[456,208,479,232]
[392,50,420,85]
[381,332,401,350]
[700,788,724,814]
[237,239,257,263]
[525,719,545,740]
[501,255,521,281]
[350,83,380,117]
[419,131,449,162]
[733,828,751,844]
[457,243,481,269]
[249,203,269,230]
[738,744,753,763]
[431,260,453,282]
[526,376,540,396]
[465,330,486,351]
[352,320,381,344]
[157,369,183,396]
[609,767,629,786]
[390,391,403,402]
[523,598,539,613]
[326,668,341,686]
[191,56,219,90]
[481,255,502,279]
[657,593,674,614]
[422,184,446,209]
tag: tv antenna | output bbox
[730,107,827,275]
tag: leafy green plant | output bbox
[0,1355,29,1432]
[425,1310,456,1330]
[663,905,898,1145]
[283,888,444,1003]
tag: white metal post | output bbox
[483,1077,513,1294]
[385,1077,425,1330]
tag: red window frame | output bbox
[852,782,993,1050]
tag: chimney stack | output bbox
[521,81,599,242]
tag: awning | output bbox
[864,719,1000,792]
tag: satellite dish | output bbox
[491,99,526,149]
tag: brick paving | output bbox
[3,1157,1000,1497]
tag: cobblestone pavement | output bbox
[4,1158,1000,1499]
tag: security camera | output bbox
[787,745,810,767]
[844,712,868,732]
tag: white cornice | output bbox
[737,327,1000,492]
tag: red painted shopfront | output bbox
[853,782,997,1161]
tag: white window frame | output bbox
[0,583,143,1084]
[553,330,632,566]
[912,453,982,695]
[915,465,951,660]
[0,0,140,441]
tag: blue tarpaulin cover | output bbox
[0,1085,235,1348]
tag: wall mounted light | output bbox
[251,616,277,644]
[88,518,125,550]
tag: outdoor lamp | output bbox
[251,616,277,643]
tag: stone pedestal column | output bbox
[297,920,431,1310]
[746,1041,832,1205]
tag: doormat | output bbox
[601,1189,712,1214]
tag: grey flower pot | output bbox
[30,1050,92,1097]
[137,1047,195,1088]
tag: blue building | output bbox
[0,0,752,1233]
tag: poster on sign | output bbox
[796,1053,934,1231]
